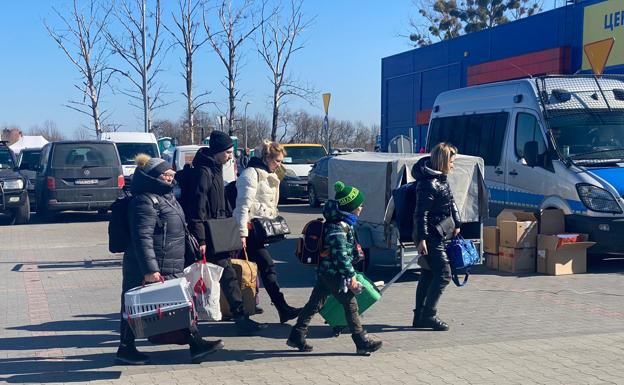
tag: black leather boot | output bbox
[234,314,268,336]
[115,343,150,365]
[421,309,449,331]
[351,331,382,355]
[286,327,313,352]
[412,308,424,328]
[273,292,302,324]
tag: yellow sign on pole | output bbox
[584,37,615,75]
[322,93,331,115]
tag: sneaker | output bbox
[114,344,150,365]
[190,339,224,364]
[234,315,268,336]
[420,315,449,331]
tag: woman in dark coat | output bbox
[411,142,461,331]
[116,154,223,365]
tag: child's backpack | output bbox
[391,181,417,242]
[108,193,160,253]
[295,218,328,266]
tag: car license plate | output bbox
[75,179,98,185]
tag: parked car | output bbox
[307,155,332,207]
[172,144,236,183]
[101,132,160,188]
[17,147,42,211]
[0,141,30,224]
[35,141,124,219]
[280,144,328,202]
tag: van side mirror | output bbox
[524,141,539,167]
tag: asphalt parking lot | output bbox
[1,203,623,385]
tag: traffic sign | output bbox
[583,37,615,75]
[322,93,331,115]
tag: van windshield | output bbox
[0,148,15,169]
[52,143,119,168]
[283,146,326,164]
[18,150,41,170]
[116,143,158,165]
[548,110,624,162]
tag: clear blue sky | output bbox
[0,0,415,138]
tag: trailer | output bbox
[327,152,488,270]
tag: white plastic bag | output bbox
[183,258,224,321]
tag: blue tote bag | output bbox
[445,235,480,287]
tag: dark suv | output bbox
[17,147,42,211]
[35,141,124,218]
[307,156,332,207]
[0,142,30,224]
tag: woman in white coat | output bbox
[233,140,301,324]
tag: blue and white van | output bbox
[428,75,624,255]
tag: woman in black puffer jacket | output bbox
[411,143,461,331]
[116,154,223,366]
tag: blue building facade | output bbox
[380,0,623,152]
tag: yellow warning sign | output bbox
[322,93,331,115]
[584,38,615,75]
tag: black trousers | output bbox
[245,231,288,310]
[415,236,451,315]
[207,252,245,317]
[294,274,363,335]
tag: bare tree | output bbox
[45,0,113,138]
[28,120,65,142]
[165,0,211,144]
[106,0,168,133]
[203,0,272,135]
[257,0,316,141]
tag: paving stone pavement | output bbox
[1,206,623,384]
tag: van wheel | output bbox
[13,196,31,225]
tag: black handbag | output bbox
[251,216,290,243]
[435,216,456,240]
[206,217,243,255]
[185,231,202,263]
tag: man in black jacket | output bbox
[179,131,266,335]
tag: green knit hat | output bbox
[334,181,364,213]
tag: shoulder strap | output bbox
[144,193,160,208]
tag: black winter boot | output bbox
[420,309,449,331]
[351,331,382,355]
[234,314,268,336]
[286,328,313,352]
[412,308,424,328]
[189,338,224,364]
[114,344,150,365]
[273,293,301,324]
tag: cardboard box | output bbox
[540,209,566,235]
[498,247,536,273]
[485,252,499,270]
[497,210,538,248]
[537,233,595,275]
[483,226,500,254]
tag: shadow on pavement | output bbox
[0,354,121,383]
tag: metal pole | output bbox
[324,115,330,153]
[244,101,251,149]
[142,0,149,133]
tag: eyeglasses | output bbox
[162,171,176,178]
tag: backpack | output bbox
[108,193,160,253]
[391,181,417,242]
[295,218,328,266]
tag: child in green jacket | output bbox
[287,181,382,355]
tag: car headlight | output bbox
[2,179,24,190]
[576,184,623,214]
[284,168,298,179]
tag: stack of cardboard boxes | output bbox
[483,209,595,275]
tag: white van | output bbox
[428,75,624,256]
[101,132,160,182]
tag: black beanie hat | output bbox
[209,130,234,154]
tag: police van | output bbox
[428,75,624,256]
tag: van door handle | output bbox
[509,170,518,176]
[495,169,503,175]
